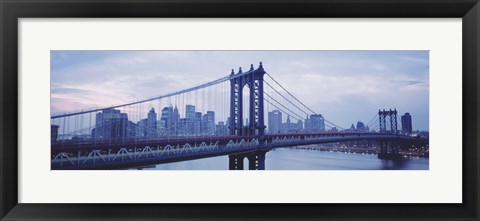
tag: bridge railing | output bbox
[51,137,260,170]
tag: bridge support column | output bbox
[229,150,267,170]
[247,150,266,170]
[229,154,245,170]
[378,140,401,160]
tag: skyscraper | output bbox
[205,111,215,135]
[92,109,129,140]
[194,112,202,135]
[136,118,148,137]
[161,106,174,135]
[310,114,325,132]
[268,110,282,134]
[401,113,413,134]
[51,125,59,144]
[147,108,157,137]
[305,115,311,131]
[184,105,196,135]
[173,106,180,135]
[186,105,195,120]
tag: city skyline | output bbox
[51,50,429,131]
[51,51,429,170]
[76,103,416,142]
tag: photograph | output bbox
[50,50,429,170]
[3,0,477,219]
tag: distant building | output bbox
[194,112,202,135]
[91,109,131,140]
[186,105,195,120]
[161,106,174,135]
[356,121,366,132]
[304,115,311,131]
[147,108,157,137]
[202,111,215,135]
[296,120,303,132]
[178,118,194,136]
[51,125,59,144]
[173,106,180,135]
[401,113,413,134]
[156,119,165,135]
[226,117,231,134]
[281,115,301,133]
[215,121,228,135]
[282,115,292,133]
[310,114,325,132]
[136,118,149,137]
[268,110,282,134]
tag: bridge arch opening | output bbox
[242,84,253,136]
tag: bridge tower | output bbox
[229,62,266,141]
[228,62,267,170]
[378,109,401,159]
[378,109,398,134]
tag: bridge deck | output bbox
[51,132,417,170]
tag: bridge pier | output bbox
[378,140,402,160]
[247,151,266,170]
[229,154,245,170]
[229,150,267,170]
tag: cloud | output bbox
[51,51,429,130]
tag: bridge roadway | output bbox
[51,132,416,170]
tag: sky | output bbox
[51,51,429,131]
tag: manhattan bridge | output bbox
[51,62,422,170]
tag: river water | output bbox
[134,148,429,170]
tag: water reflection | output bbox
[136,148,429,170]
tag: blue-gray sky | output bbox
[51,51,429,131]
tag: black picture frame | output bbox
[1,0,479,220]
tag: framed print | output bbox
[1,0,479,220]
[49,50,430,171]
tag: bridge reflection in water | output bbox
[135,148,429,170]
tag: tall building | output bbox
[194,112,202,135]
[304,115,311,131]
[186,105,195,120]
[51,125,59,144]
[205,111,215,135]
[147,108,157,137]
[178,118,194,136]
[401,113,413,134]
[136,118,149,137]
[215,121,228,135]
[92,109,130,140]
[161,106,173,135]
[310,114,325,132]
[173,106,180,135]
[268,110,282,134]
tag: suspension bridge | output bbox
[51,62,420,170]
